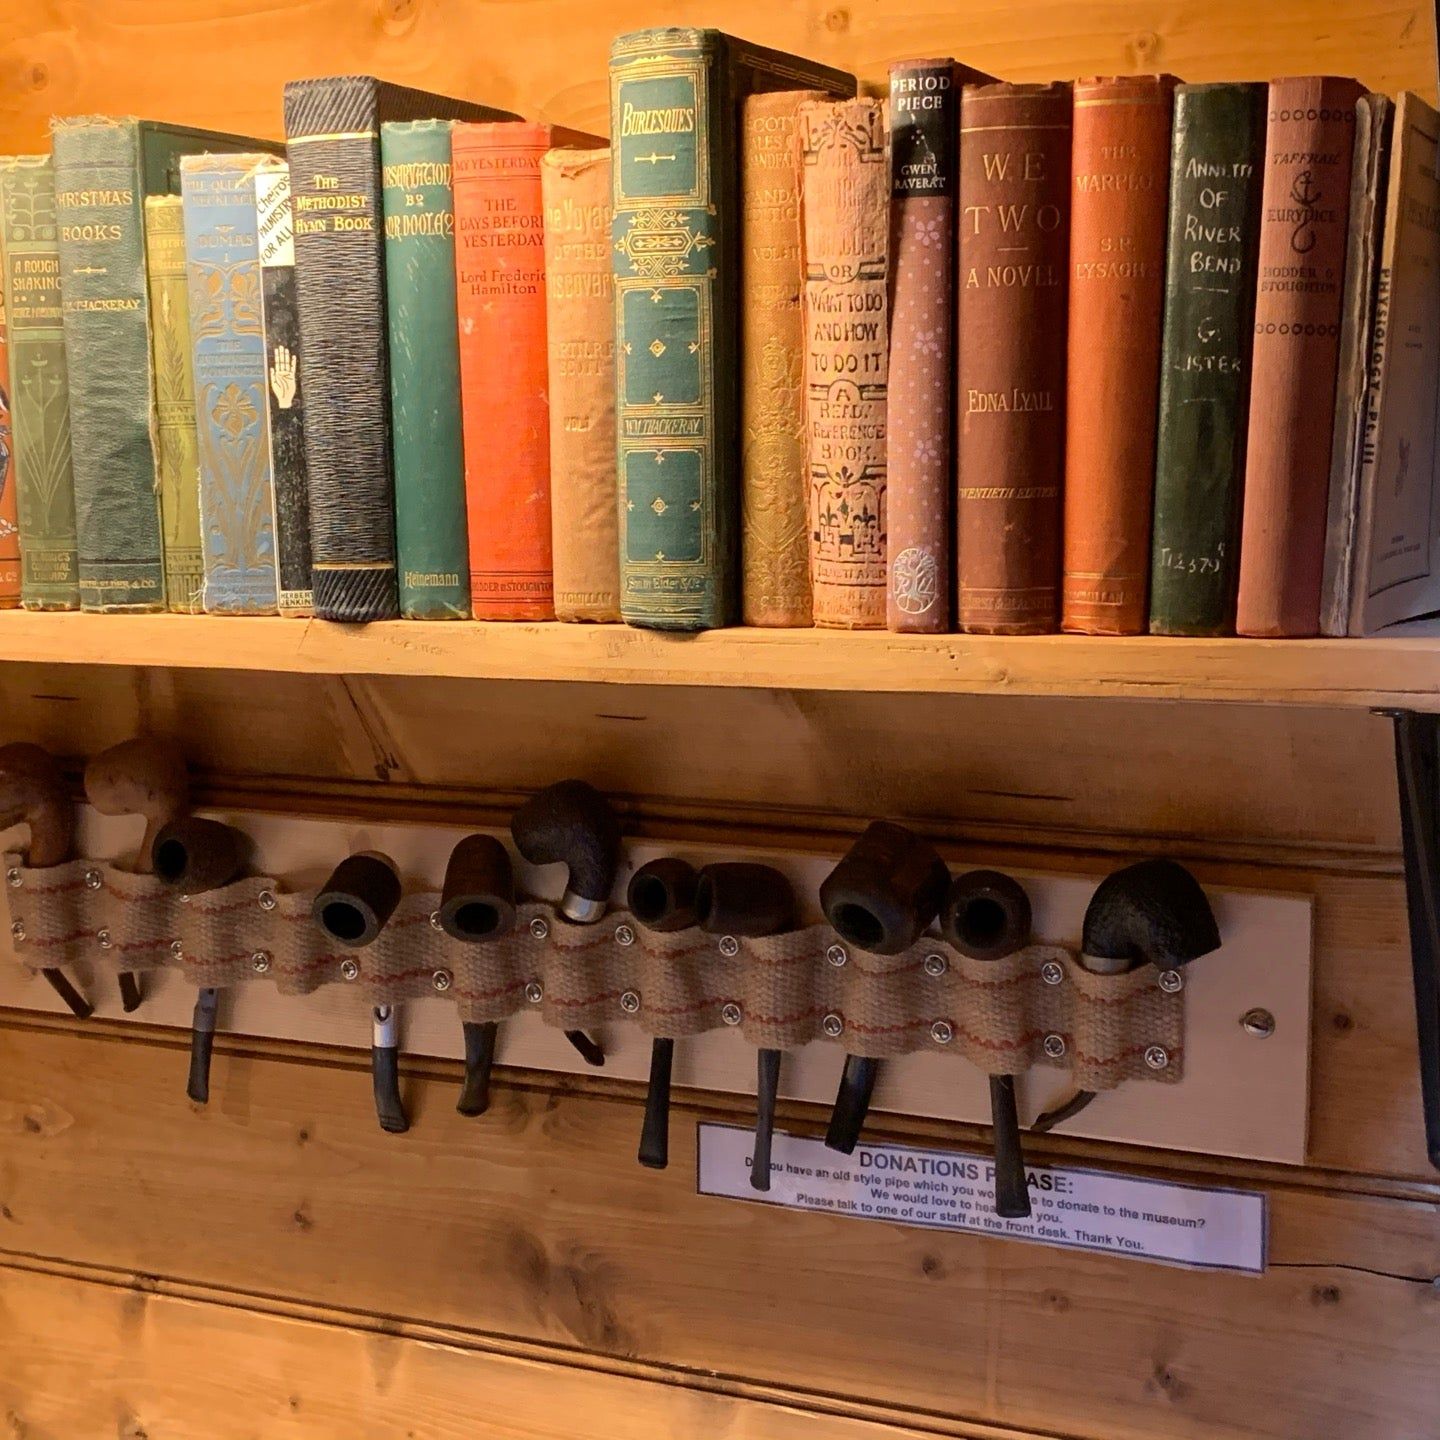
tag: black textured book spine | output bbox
[283,76,517,622]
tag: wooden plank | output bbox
[0,612,1438,709]
[0,1023,1435,1440]
[0,662,1406,859]
[0,1263,1008,1440]
[0,0,1432,154]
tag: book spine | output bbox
[284,78,399,621]
[1148,83,1265,637]
[51,117,166,611]
[453,124,556,620]
[255,164,314,616]
[142,196,205,613]
[887,61,957,633]
[800,97,890,630]
[1062,76,1176,635]
[955,84,1071,634]
[610,33,733,630]
[0,276,19,607]
[740,89,819,627]
[1321,94,1392,636]
[1236,76,1365,636]
[382,120,469,620]
[0,158,79,611]
[180,156,279,614]
[542,146,621,622]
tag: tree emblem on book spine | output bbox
[892,547,938,614]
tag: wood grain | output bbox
[0,1022,1436,1440]
[1,612,1440,709]
[0,1262,1000,1440]
[0,0,1433,154]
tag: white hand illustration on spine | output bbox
[269,345,298,409]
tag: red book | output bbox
[1236,77,1365,636]
[453,121,602,619]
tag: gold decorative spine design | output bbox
[143,195,204,613]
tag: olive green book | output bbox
[0,155,79,609]
[143,195,204,612]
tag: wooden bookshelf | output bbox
[2,609,1439,709]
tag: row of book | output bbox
[0,31,1432,637]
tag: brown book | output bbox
[800,97,890,630]
[956,82,1072,634]
[0,277,20,608]
[741,90,824,627]
[1236,76,1366,636]
[1061,75,1177,634]
[541,146,620,623]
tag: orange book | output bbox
[453,122,603,619]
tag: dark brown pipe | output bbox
[1036,858,1221,1133]
[695,862,794,937]
[943,868,1033,1218]
[439,833,516,943]
[627,857,698,932]
[151,816,248,894]
[511,780,620,923]
[819,820,950,956]
[313,851,401,948]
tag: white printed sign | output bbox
[697,1125,1267,1273]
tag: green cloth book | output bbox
[50,116,279,611]
[381,119,469,619]
[0,155,80,610]
[609,29,852,630]
[1149,83,1266,636]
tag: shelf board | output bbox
[1,610,1439,709]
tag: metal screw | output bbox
[9,920,24,943]
[1040,960,1065,986]
[250,949,271,974]
[96,928,113,950]
[1157,968,1184,994]
[6,867,21,888]
[1241,1007,1276,1039]
[1144,1045,1170,1071]
[619,989,641,1014]
[821,1011,845,1038]
[930,1018,954,1044]
[432,968,453,993]
[922,952,947,978]
[720,1001,743,1026]
[614,923,635,947]
[529,917,549,940]
[257,889,277,912]
[718,934,739,957]
[169,939,184,959]
[84,868,102,891]
[524,980,544,1004]
[826,943,848,968]
[429,910,442,931]
[1043,1032,1067,1059]
[178,892,191,904]
[339,958,359,982]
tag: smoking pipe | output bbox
[509,780,612,1065]
[695,861,795,1189]
[0,742,91,1017]
[313,850,409,1134]
[438,833,517,1116]
[1033,857,1221,1133]
[626,857,701,1171]
[84,737,189,1012]
[942,869,1033,1219]
[511,779,621,924]
[820,822,950,1157]
[150,817,250,1105]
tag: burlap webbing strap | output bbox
[4,854,1182,1089]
